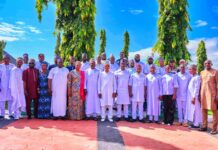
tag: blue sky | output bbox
[0,0,218,67]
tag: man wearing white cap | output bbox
[0,54,15,119]
[98,61,116,122]
[109,54,119,73]
[176,64,191,126]
[115,59,130,121]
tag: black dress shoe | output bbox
[139,119,146,123]
[189,125,200,129]
[9,115,14,119]
[129,118,137,122]
[53,117,58,120]
[115,117,121,122]
[148,120,152,123]
[27,116,32,120]
[0,116,4,119]
[199,127,207,132]
[125,118,130,122]
[155,121,160,124]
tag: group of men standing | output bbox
[0,51,217,135]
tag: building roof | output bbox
[2,51,16,64]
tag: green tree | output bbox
[153,0,191,65]
[0,40,6,61]
[54,32,61,55]
[98,29,106,55]
[35,0,96,63]
[196,40,207,73]
[122,31,130,58]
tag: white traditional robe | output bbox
[21,63,29,71]
[144,64,158,75]
[176,72,191,122]
[9,67,26,117]
[157,66,166,76]
[129,72,146,120]
[81,61,90,71]
[98,71,116,106]
[134,61,145,74]
[0,63,14,102]
[85,68,100,116]
[127,67,136,75]
[186,74,202,125]
[48,67,69,117]
[146,73,162,116]
[110,63,119,73]
[129,73,146,103]
[115,69,130,105]
[96,63,104,72]
[35,61,49,70]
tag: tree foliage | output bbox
[122,31,130,58]
[98,29,106,55]
[35,0,96,64]
[0,40,6,61]
[153,0,191,65]
[54,32,61,55]
[196,40,207,73]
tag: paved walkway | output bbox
[0,119,217,150]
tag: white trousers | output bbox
[101,105,113,119]
[149,115,159,121]
[117,104,128,118]
[0,101,13,116]
[132,102,144,120]
[177,99,187,123]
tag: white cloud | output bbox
[27,26,41,34]
[16,21,25,25]
[194,20,208,27]
[211,26,218,30]
[120,9,144,15]
[129,37,218,69]
[0,35,19,42]
[0,21,42,42]
[129,9,144,15]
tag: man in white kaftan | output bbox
[0,55,15,119]
[9,58,26,119]
[186,65,202,128]
[81,53,90,71]
[129,64,146,122]
[84,59,101,119]
[98,61,116,122]
[176,64,191,126]
[109,54,119,73]
[115,59,130,121]
[146,65,162,123]
[48,58,69,118]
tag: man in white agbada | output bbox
[129,64,146,122]
[144,56,158,75]
[146,64,162,123]
[84,59,101,120]
[81,53,90,71]
[0,54,15,119]
[115,59,130,121]
[9,58,26,119]
[98,61,116,122]
[48,58,69,119]
[21,53,29,71]
[109,54,119,73]
[186,65,202,128]
[134,54,146,74]
[176,64,191,126]
[96,55,104,72]
[157,58,165,76]
[161,65,178,125]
